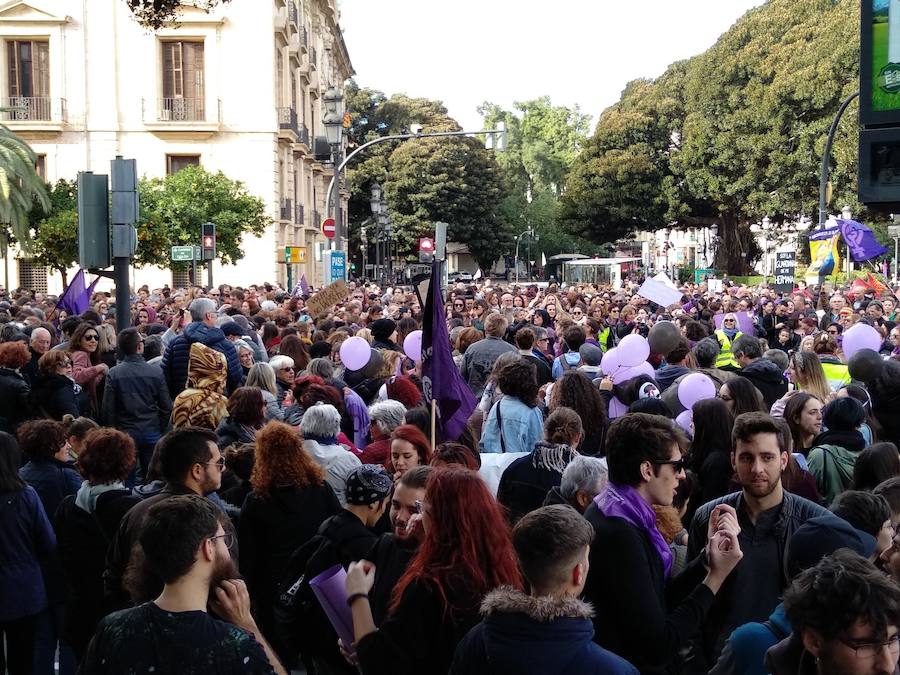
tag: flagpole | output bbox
[430,399,437,450]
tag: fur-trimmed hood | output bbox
[481,586,594,621]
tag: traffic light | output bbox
[77,171,111,269]
[201,222,216,260]
[419,237,434,263]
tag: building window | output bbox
[160,41,205,121]
[35,154,46,180]
[166,154,200,175]
[6,40,50,120]
[18,259,47,293]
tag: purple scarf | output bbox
[595,482,673,578]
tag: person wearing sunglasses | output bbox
[582,412,743,674]
[67,322,109,418]
[688,412,829,669]
[83,494,287,675]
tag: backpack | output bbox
[271,530,348,662]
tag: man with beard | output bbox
[105,427,231,609]
[365,465,431,623]
[82,496,285,674]
[689,412,829,669]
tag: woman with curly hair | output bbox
[345,467,523,675]
[480,358,543,455]
[237,421,341,641]
[548,370,609,456]
[54,428,139,659]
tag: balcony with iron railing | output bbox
[288,1,298,26]
[0,97,67,130]
[309,46,317,70]
[143,98,222,136]
[296,203,305,226]
[280,198,293,221]
[277,107,299,139]
[298,123,310,147]
[298,26,308,50]
[312,210,321,229]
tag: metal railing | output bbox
[296,203,305,225]
[0,97,66,122]
[309,46,317,69]
[299,123,310,146]
[312,210,321,228]
[298,26,308,48]
[155,98,206,122]
[280,198,293,221]
[277,107,299,136]
[288,1,298,26]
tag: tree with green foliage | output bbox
[124,0,230,30]
[343,81,509,270]
[562,0,860,274]
[479,97,597,261]
[29,180,77,285]
[135,165,270,269]
[0,122,49,255]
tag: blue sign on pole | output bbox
[325,250,346,285]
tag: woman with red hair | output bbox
[345,467,522,674]
[387,424,432,480]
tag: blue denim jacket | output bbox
[480,395,543,454]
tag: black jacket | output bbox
[0,366,31,432]
[215,417,257,450]
[688,490,829,666]
[737,358,788,408]
[101,355,172,434]
[582,503,715,675]
[30,372,79,420]
[452,587,639,675]
[237,483,341,618]
[365,533,418,625]
[497,442,577,524]
[54,489,140,656]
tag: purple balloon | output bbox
[617,334,651,367]
[841,323,883,359]
[677,373,716,410]
[675,410,693,438]
[340,336,371,371]
[403,330,423,362]
[608,396,628,419]
[601,348,622,376]
[612,360,656,385]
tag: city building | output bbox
[0,0,352,294]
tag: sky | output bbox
[338,0,767,132]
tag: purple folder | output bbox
[309,564,356,652]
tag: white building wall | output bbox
[0,0,352,295]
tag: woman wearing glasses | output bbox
[30,351,80,420]
[67,323,108,419]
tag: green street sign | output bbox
[171,245,194,262]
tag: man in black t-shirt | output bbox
[81,496,285,674]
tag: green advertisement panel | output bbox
[863,0,900,123]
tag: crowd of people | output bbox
[2,273,900,674]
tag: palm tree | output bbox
[0,120,50,254]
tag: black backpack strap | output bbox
[764,619,788,642]
[495,398,507,454]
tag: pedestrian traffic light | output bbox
[201,222,216,261]
[419,237,434,263]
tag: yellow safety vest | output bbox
[714,329,742,369]
[821,360,851,391]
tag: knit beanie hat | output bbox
[370,318,396,342]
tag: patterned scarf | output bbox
[595,482,673,577]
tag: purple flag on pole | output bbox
[57,268,98,316]
[300,273,310,297]
[422,260,476,441]
[838,219,889,262]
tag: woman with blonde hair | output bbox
[787,351,831,403]
[245,362,284,421]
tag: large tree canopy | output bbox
[344,81,509,270]
[563,0,861,274]
[124,0,231,30]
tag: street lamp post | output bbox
[369,183,382,282]
[323,86,345,250]
[514,228,537,284]
[842,204,853,276]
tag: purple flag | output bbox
[838,219,889,262]
[422,260,476,441]
[57,268,99,316]
[300,273,310,297]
